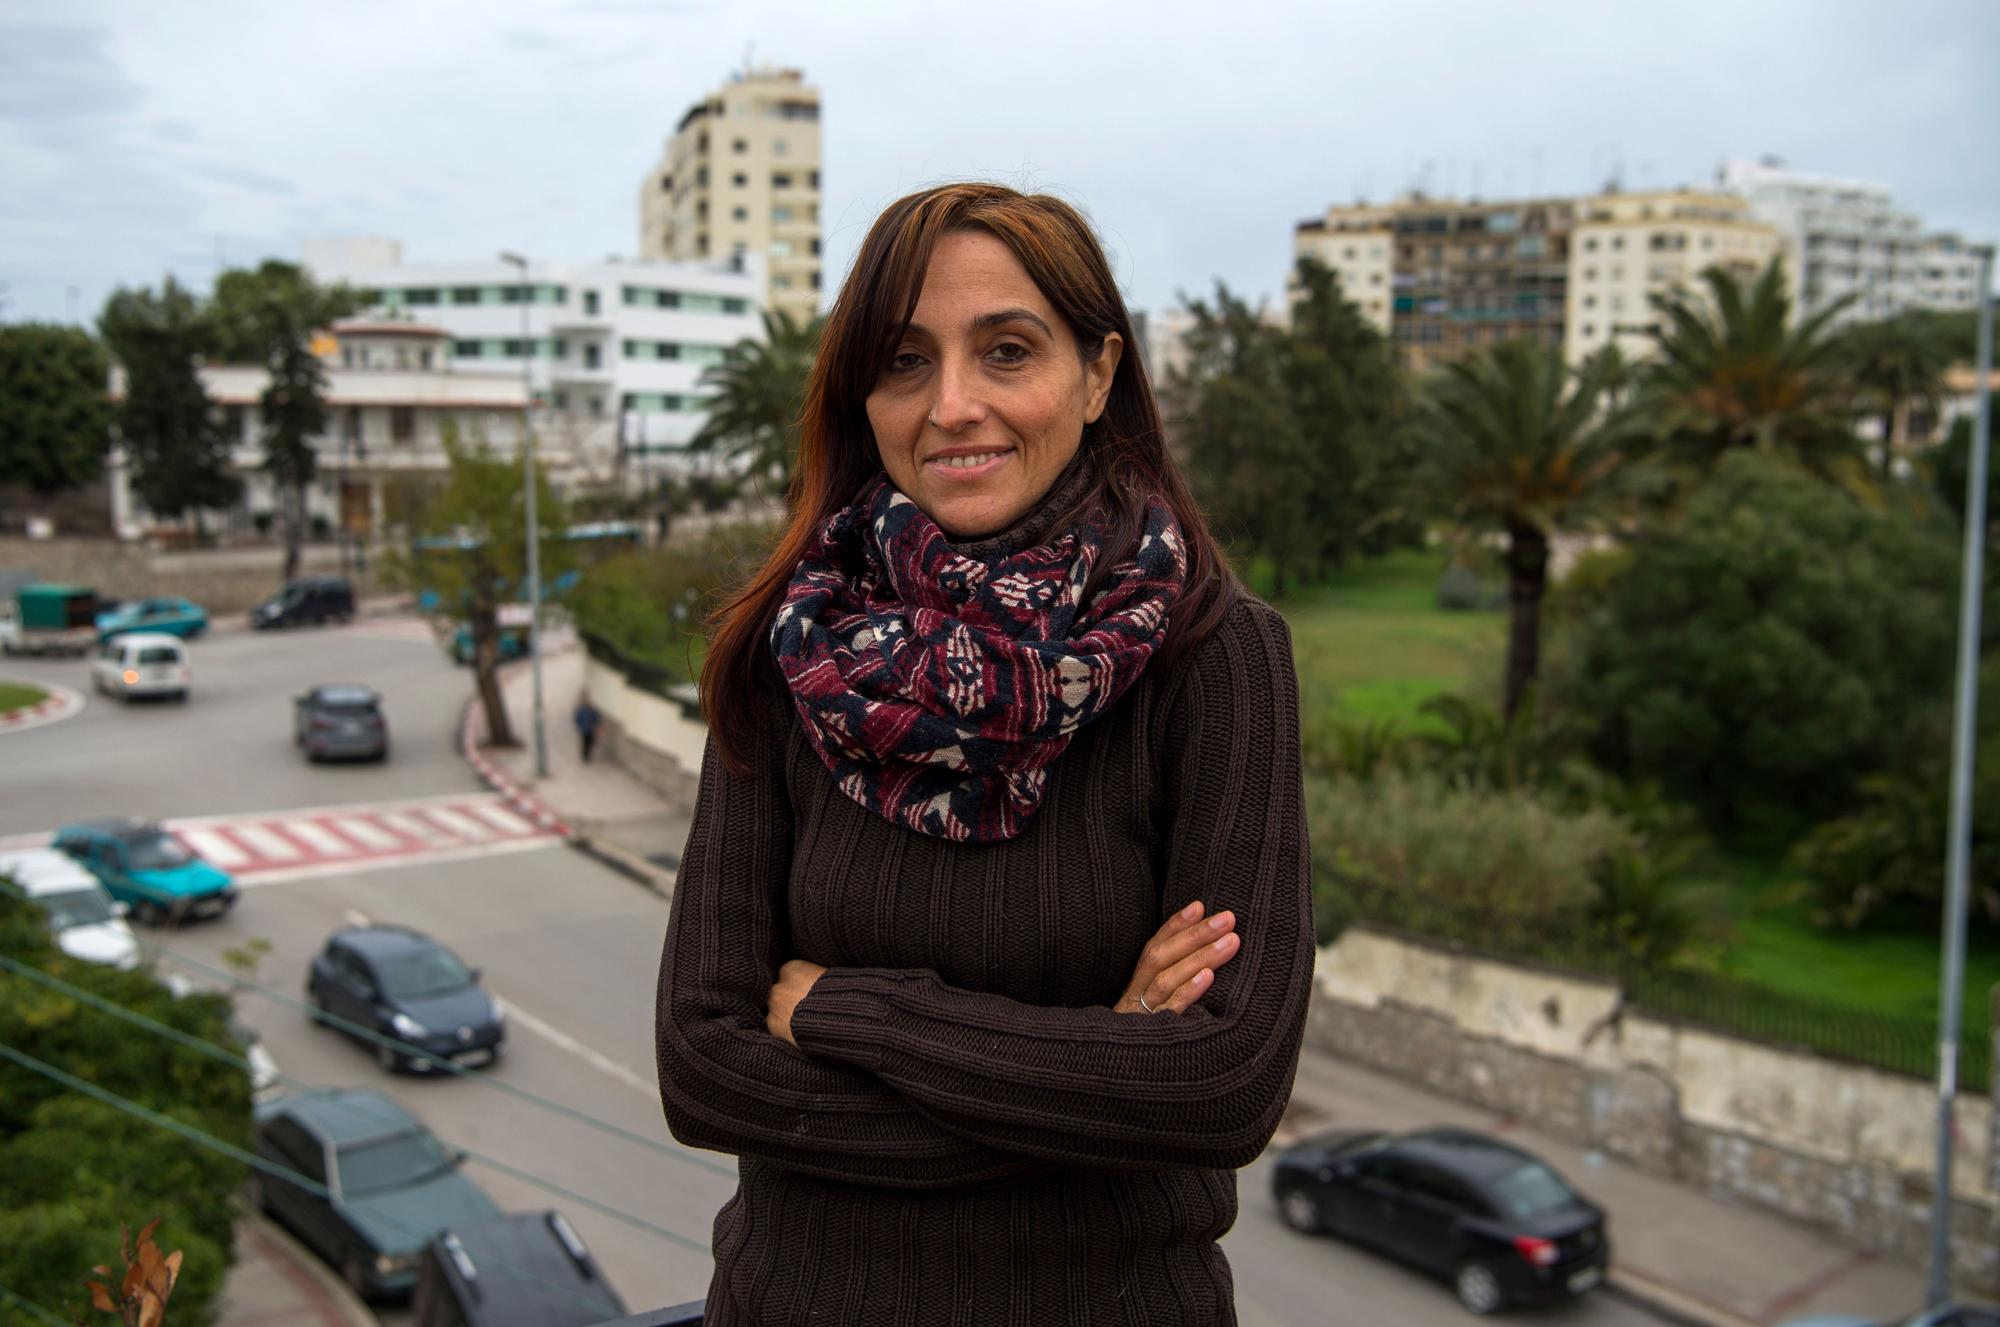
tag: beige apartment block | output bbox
[1292,202,1397,336]
[639,66,822,328]
[1564,190,1787,366]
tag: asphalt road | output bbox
[2,619,1671,1326]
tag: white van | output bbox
[0,847,143,970]
[92,631,192,702]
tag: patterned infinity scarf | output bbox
[771,472,1188,842]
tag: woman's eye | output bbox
[989,342,1029,365]
[888,351,925,373]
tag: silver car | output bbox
[295,684,390,762]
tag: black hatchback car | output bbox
[307,925,506,1073]
[294,684,389,762]
[1271,1127,1610,1314]
[412,1212,628,1327]
[252,576,354,629]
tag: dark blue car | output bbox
[307,925,506,1073]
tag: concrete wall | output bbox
[582,652,704,808]
[1313,925,1999,1293]
[0,537,385,614]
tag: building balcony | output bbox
[553,361,616,384]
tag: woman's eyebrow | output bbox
[972,308,1054,337]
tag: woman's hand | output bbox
[767,958,827,1046]
[1113,900,1239,1016]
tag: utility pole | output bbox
[1928,251,1994,1308]
[500,252,548,779]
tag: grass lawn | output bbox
[1271,546,1505,732]
[0,681,49,714]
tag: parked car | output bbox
[412,1211,627,1327]
[1779,1306,2000,1327]
[0,846,142,970]
[91,632,193,702]
[250,1088,499,1300]
[252,577,355,629]
[1271,1127,1610,1314]
[95,595,209,643]
[449,621,530,667]
[306,925,506,1073]
[52,817,237,926]
[294,684,390,762]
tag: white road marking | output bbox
[465,803,536,835]
[377,811,451,845]
[286,820,357,857]
[345,908,372,928]
[236,835,557,887]
[329,816,404,851]
[421,806,492,841]
[180,827,251,868]
[231,824,304,862]
[500,999,656,1099]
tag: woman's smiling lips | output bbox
[924,446,1014,480]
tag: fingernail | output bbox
[1194,968,1211,986]
[1208,912,1230,931]
[1180,901,1201,920]
[1213,936,1233,953]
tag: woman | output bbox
[656,182,1312,1326]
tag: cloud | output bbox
[0,23,145,134]
[189,160,297,197]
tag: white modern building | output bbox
[1716,157,1990,324]
[109,320,529,539]
[301,238,766,477]
[1917,232,1995,311]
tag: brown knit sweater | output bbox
[655,553,1312,1325]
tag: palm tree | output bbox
[1421,338,1630,718]
[1840,312,1951,477]
[688,308,823,497]
[1641,260,1859,478]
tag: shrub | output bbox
[568,518,780,682]
[1556,452,1958,837]
[1435,562,1504,613]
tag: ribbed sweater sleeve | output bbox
[788,599,1314,1172]
[654,707,1042,1189]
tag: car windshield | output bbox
[1487,1161,1580,1220]
[36,887,115,929]
[136,647,180,665]
[337,1131,456,1195]
[321,702,379,718]
[375,948,474,1000]
[126,834,195,871]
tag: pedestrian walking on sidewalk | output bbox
[656,183,1313,1327]
[572,696,601,764]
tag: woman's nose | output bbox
[928,354,988,432]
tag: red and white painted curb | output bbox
[0,682,84,734]
[459,680,573,840]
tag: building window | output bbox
[554,391,569,410]
[722,297,748,315]
[584,289,599,315]
[420,348,433,369]
[773,137,789,157]
[809,170,820,189]
[810,238,821,256]
[733,172,747,187]
[1582,295,1596,309]
[343,407,362,442]
[1582,323,1596,337]
[810,268,821,290]
[453,340,480,357]
[774,274,792,289]
[771,239,793,257]
[452,286,481,305]
[390,407,415,444]
[1611,236,1625,251]
[732,138,747,153]
[733,206,748,222]
[659,174,672,192]
[773,206,793,223]
[773,173,793,189]
[341,347,354,368]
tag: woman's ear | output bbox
[1084,332,1124,424]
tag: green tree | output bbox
[1640,259,1860,480]
[387,426,571,747]
[0,888,248,1325]
[210,261,363,579]
[0,324,111,512]
[98,279,242,526]
[1840,311,1952,477]
[689,307,822,496]
[1418,337,1630,718]
[1559,451,1958,837]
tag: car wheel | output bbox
[134,899,166,927]
[1454,1260,1506,1316]
[341,1252,371,1299]
[1278,1187,1322,1234]
[376,1039,402,1073]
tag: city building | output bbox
[1294,194,1577,373]
[108,321,528,539]
[1294,188,1788,370]
[301,238,765,478]
[1564,190,1787,365]
[1916,232,1995,311]
[638,65,822,328]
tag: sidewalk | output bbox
[463,652,1939,1327]
[215,1207,372,1327]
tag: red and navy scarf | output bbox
[771,473,1188,842]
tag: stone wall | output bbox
[1313,925,2000,1293]
[0,536,385,614]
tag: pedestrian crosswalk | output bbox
[164,792,556,884]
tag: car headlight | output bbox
[389,1013,425,1039]
[374,1253,414,1276]
[489,996,506,1026]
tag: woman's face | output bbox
[866,230,1122,539]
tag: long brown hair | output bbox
[701,182,1239,772]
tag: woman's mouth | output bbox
[926,449,1013,479]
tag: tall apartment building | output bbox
[302,238,765,476]
[1715,158,1925,325]
[639,66,822,329]
[1916,232,1995,311]
[1293,188,1787,371]
[1564,190,1786,365]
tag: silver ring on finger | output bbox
[1138,993,1159,1014]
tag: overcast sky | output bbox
[3,0,1996,328]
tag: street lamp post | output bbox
[500,251,548,780]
